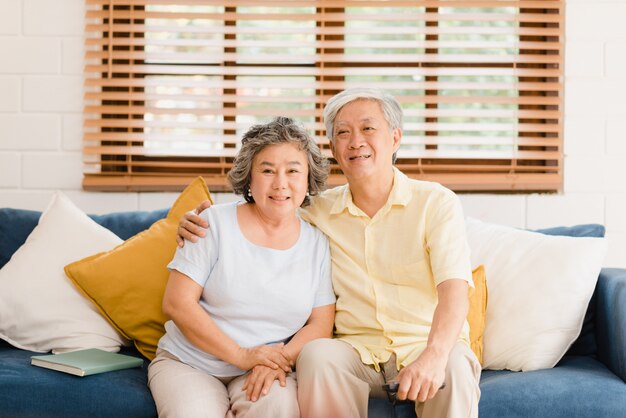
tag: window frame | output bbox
[83,0,564,193]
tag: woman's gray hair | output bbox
[323,88,403,163]
[227,117,328,207]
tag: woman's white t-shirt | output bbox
[160,201,335,377]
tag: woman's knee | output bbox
[238,379,299,418]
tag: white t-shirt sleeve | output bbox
[312,234,336,307]
[167,208,218,287]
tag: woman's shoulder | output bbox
[196,201,241,236]
[299,217,330,247]
[201,200,239,218]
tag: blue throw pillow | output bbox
[89,209,169,240]
[534,224,605,239]
[533,223,605,358]
[0,207,168,270]
[0,208,41,270]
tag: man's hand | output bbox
[396,347,447,403]
[234,343,293,373]
[176,200,212,247]
[242,365,288,402]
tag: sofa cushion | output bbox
[0,192,127,353]
[65,177,212,360]
[369,355,626,418]
[0,207,168,270]
[0,345,156,418]
[466,218,607,371]
[479,356,626,418]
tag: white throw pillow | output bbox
[466,217,607,372]
[0,192,126,353]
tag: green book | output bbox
[31,348,143,377]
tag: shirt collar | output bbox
[329,167,412,215]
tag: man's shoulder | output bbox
[311,184,346,208]
[300,184,347,224]
[403,177,457,202]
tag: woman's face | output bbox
[249,142,309,219]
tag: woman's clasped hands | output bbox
[235,343,294,402]
[235,342,293,372]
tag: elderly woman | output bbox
[148,117,336,418]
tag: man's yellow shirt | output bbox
[300,168,473,371]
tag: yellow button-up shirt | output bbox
[300,168,472,371]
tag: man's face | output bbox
[330,99,401,182]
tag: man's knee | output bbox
[446,343,481,383]
[297,338,336,368]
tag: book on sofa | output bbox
[31,348,143,377]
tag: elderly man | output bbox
[178,88,481,418]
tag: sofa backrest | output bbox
[0,207,605,358]
[0,207,168,269]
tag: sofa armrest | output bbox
[596,268,626,382]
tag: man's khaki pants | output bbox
[296,339,481,418]
[148,349,299,418]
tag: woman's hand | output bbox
[176,200,212,247]
[235,343,293,373]
[242,365,288,402]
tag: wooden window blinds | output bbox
[84,0,564,192]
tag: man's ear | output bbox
[392,127,402,152]
[329,140,337,159]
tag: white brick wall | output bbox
[0,0,624,267]
[0,38,59,73]
[0,114,61,150]
[23,76,83,112]
[23,0,84,36]
[0,152,20,187]
[0,0,20,35]
[0,77,19,111]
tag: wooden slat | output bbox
[86,50,562,65]
[85,108,561,119]
[84,118,560,134]
[87,22,561,37]
[85,0,561,9]
[82,172,562,193]
[84,95,561,116]
[85,79,562,93]
[84,64,562,78]
[87,9,562,24]
[83,144,559,161]
[86,37,563,51]
[83,118,560,133]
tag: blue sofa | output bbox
[1,208,625,417]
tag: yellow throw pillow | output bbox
[468,265,488,365]
[65,177,212,360]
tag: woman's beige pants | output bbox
[148,349,299,418]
